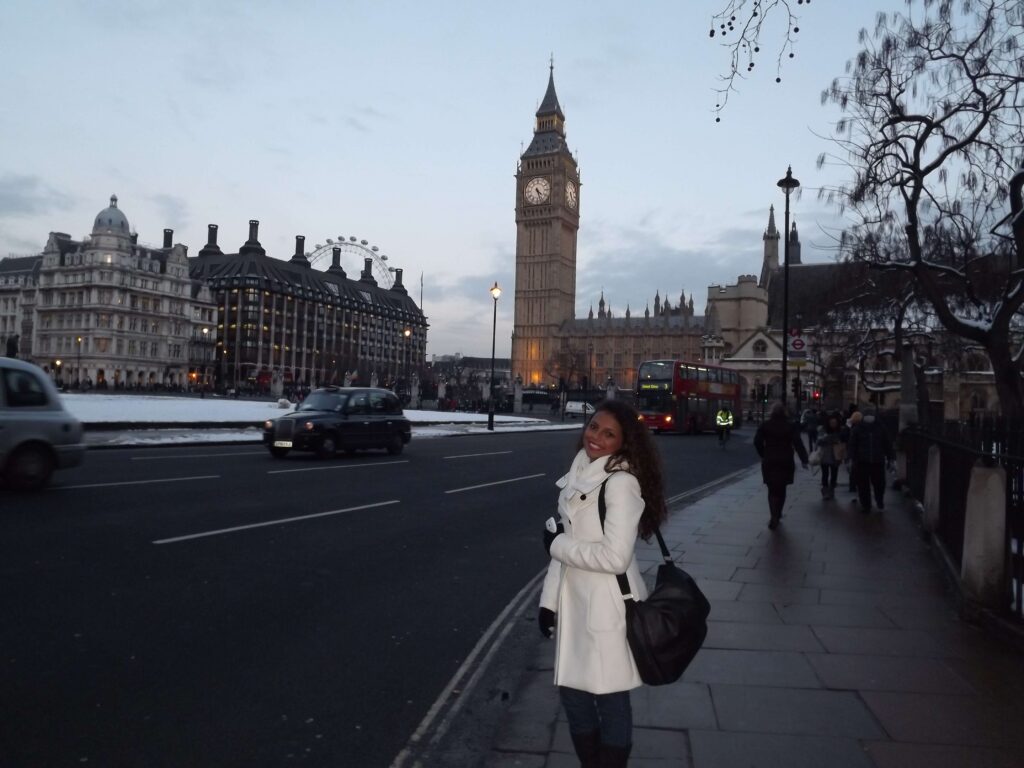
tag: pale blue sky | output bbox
[0,0,905,357]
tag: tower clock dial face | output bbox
[524,176,551,205]
[565,180,578,209]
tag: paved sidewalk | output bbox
[487,465,1023,767]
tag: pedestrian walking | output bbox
[841,406,860,492]
[847,411,894,513]
[539,399,667,767]
[754,402,809,530]
[801,408,819,452]
[816,412,843,499]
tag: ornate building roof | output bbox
[188,223,423,323]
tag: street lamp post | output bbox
[54,359,62,387]
[777,166,800,410]
[487,282,501,431]
[76,336,82,388]
[587,343,593,393]
[403,327,412,399]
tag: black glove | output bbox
[538,607,556,638]
[543,522,564,554]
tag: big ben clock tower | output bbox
[511,65,580,386]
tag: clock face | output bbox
[524,176,551,205]
[565,180,578,210]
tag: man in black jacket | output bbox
[847,412,894,513]
[754,403,810,530]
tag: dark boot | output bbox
[599,743,632,767]
[570,730,601,768]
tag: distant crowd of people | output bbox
[754,403,895,530]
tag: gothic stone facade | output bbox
[511,69,704,390]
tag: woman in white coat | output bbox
[540,399,667,767]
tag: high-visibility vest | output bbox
[716,411,733,427]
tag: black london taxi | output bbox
[263,386,411,459]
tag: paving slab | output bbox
[861,691,1021,747]
[775,603,896,629]
[631,682,718,731]
[864,741,1019,768]
[805,652,976,694]
[710,685,885,738]
[690,730,875,768]
[705,600,782,625]
[684,650,821,688]
[704,621,824,652]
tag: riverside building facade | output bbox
[30,196,217,389]
[187,221,426,394]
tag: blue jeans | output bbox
[558,686,632,747]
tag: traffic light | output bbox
[813,389,821,401]
[750,388,757,402]
[791,377,801,397]
[759,384,768,403]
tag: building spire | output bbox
[536,63,565,121]
[765,204,778,238]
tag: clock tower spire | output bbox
[512,65,580,386]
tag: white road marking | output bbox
[131,451,266,460]
[56,475,220,490]
[665,464,758,505]
[445,473,545,494]
[152,500,400,545]
[442,450,513,460]
[267,460,409,475]
[390,568,548,768]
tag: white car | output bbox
[563,400,595,417]
[0,357,85,490]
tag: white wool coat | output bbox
[539,449,648,694]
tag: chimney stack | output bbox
[327,246,347,278]
[359,257,377,285]
[239,219,266,257]
[390,268,408,294]
[289,235,310,267]
[163,228,173,248]
[198,224,223,257]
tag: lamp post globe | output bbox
[776,166,800,411]
[487,282,501,431]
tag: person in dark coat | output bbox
[754,402,810,530]
[847,411,894,513]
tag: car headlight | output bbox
[264,420,273,430]
[304,421,316,431]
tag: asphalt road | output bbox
[0,428,756,768]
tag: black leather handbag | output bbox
[599,481,710,686]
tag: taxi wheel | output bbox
[318,434,338,459]
[6,444,54,491]
[386,433,404,455]
[269,447,290,459]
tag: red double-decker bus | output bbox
[635,360,742,434]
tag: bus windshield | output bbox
[636,389,672,413]
[636,360,674,384]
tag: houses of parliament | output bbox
[511,68,774,393]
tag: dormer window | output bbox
[753,340,767,358]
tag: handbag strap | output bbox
[597,478,673,601]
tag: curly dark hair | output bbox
[576,399,668,541]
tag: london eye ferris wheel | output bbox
[305,236,396,288]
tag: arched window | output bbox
[753,340,767,358]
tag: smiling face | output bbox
[583,409,624,461]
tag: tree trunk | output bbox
[985,339,1024,421]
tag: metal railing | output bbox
[903,416,1024,620]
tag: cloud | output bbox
[0,174,75,217]
[147,193,190,228]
